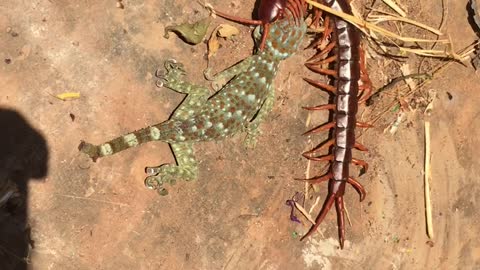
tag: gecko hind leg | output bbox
[144,142,197,195]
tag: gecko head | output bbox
[259,8,307,60]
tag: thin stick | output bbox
[381,0,407,17]
[294,201,316,225]
[424,101,434,239]
[343,201,353,227]
[308,196,321,215]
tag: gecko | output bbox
[79,7,306,195]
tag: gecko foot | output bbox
[78,141,99,162]
[244,127,261,149]
[155,59,186,88]
[144,163,196,196]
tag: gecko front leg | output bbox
[204,57,254,91]
[244,83,275,148]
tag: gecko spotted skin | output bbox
[80,12,306,195]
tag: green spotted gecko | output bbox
[79,13,306,195]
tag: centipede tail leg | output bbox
[301,193,336,240]
[335,196,346,249]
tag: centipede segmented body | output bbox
[300,0,372,248]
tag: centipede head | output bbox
[258,0,287,24]
[258,0,306,50]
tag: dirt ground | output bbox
[1,0,479,269]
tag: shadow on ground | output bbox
[0,108,48,270]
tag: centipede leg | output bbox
[358,47,373,103]
[303,154,334,162]
[356,121,373,128]
[301,193,336,240]
[311,8,322,28]
[347,177,366,201]
[304,121,336,135]
[303,78,337,93]
[304,138,335,155]
[351,157,368,173]
[305,64,338,77]
[307,41,336,62]
[303,103,336,111]
[310,55,337,65]
[335,196,346,249]
[320,16,332,46]
[354,142,368,151]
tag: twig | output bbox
[381,0,407,17]
[36,192,131,207]
[308,196,321,215]
[368,14,441,35]
[424,101,434,239]
[366,73,431,105]
[343,201,353,227]
[294,201,316,225]
[305,0,447,43]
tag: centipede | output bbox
[299,0,373,248]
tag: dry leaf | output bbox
[56,92,80,101]
[207,24,239,59]
[164,17,211,45]
[207,30,220,59]
[216,24,239,39]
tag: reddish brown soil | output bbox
[1,0,479,269]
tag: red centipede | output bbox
[299,0,373,248]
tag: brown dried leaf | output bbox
[216,24,239,39]
[207,28,220,59]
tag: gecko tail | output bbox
[79,122,175,161]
